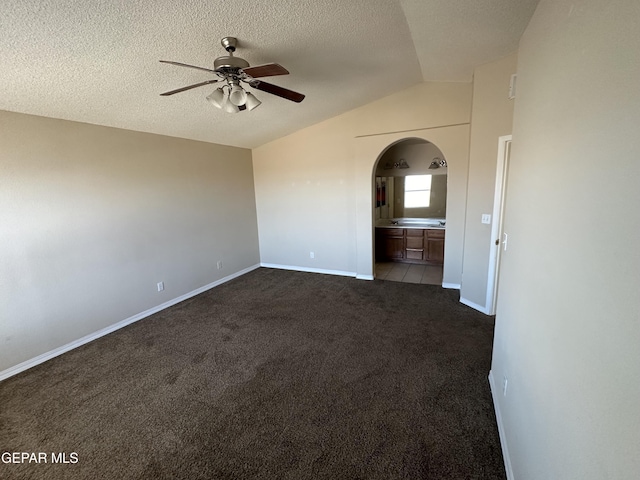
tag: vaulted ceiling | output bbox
[1,0,539,148]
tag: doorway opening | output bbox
[373,138,448,284]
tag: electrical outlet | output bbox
[310,251,315,259]
[216,260,223,270]
[482,214,491,224]
[157,282,164,292]
[503,376,508,396]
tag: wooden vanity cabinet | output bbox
[376,227,445,265]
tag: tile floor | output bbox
[375,262,443,285]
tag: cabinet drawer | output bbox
[406,229,424,237]
[426,229,445,238]
[406,236,424,249]
[405,249,424,260]
[379,228,404,236]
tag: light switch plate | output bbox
[481,214,491,224]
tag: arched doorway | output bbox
[353,123,469,286]
[372,138,448,283]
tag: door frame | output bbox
[485,135,512,315]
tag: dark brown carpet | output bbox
[0,268,505,480]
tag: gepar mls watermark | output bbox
[2,452,78,464]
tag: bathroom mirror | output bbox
[374,139,448,220]
[376,174,447,219]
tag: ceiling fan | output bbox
[159,37,305,113]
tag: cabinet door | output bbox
[376,229,404,260]
[384,235,405,259]
[426,237,445,264]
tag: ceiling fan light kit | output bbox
[229,83,248,106]
[244,92,261,111]
[160,37,304,114]
[223,100,240,114]
[206,88,225,108]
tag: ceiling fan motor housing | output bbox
[213,55,250,73]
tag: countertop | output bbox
[376,218,446,230]
[376,224,445,230]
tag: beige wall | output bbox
[0,111,260,372]
[253,82,472,282]
[461,54,517,310]
[490,0,640,478]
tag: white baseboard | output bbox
[260,263,357,278]
[356,274,374,280]
[0,264,260,382]
[489,370,515,480]
[442,282,461,290]
[460,297,491,315]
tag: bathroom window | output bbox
[404,175,432,208]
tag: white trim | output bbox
[260,263,357,278]
[489,370,515,480]
[486,135,512,315]
[441,282,461,290]
[356,274,375,281]
[460,297,491,315]
[0,264,260,382]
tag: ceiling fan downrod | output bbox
[213,37,249,72]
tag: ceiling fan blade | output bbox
[251,80,305,103]
[160,79,219,96]
[159,60,218,75]
[242,63,289,78]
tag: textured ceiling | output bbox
[402,0,540,82]
[0,0,539,149]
